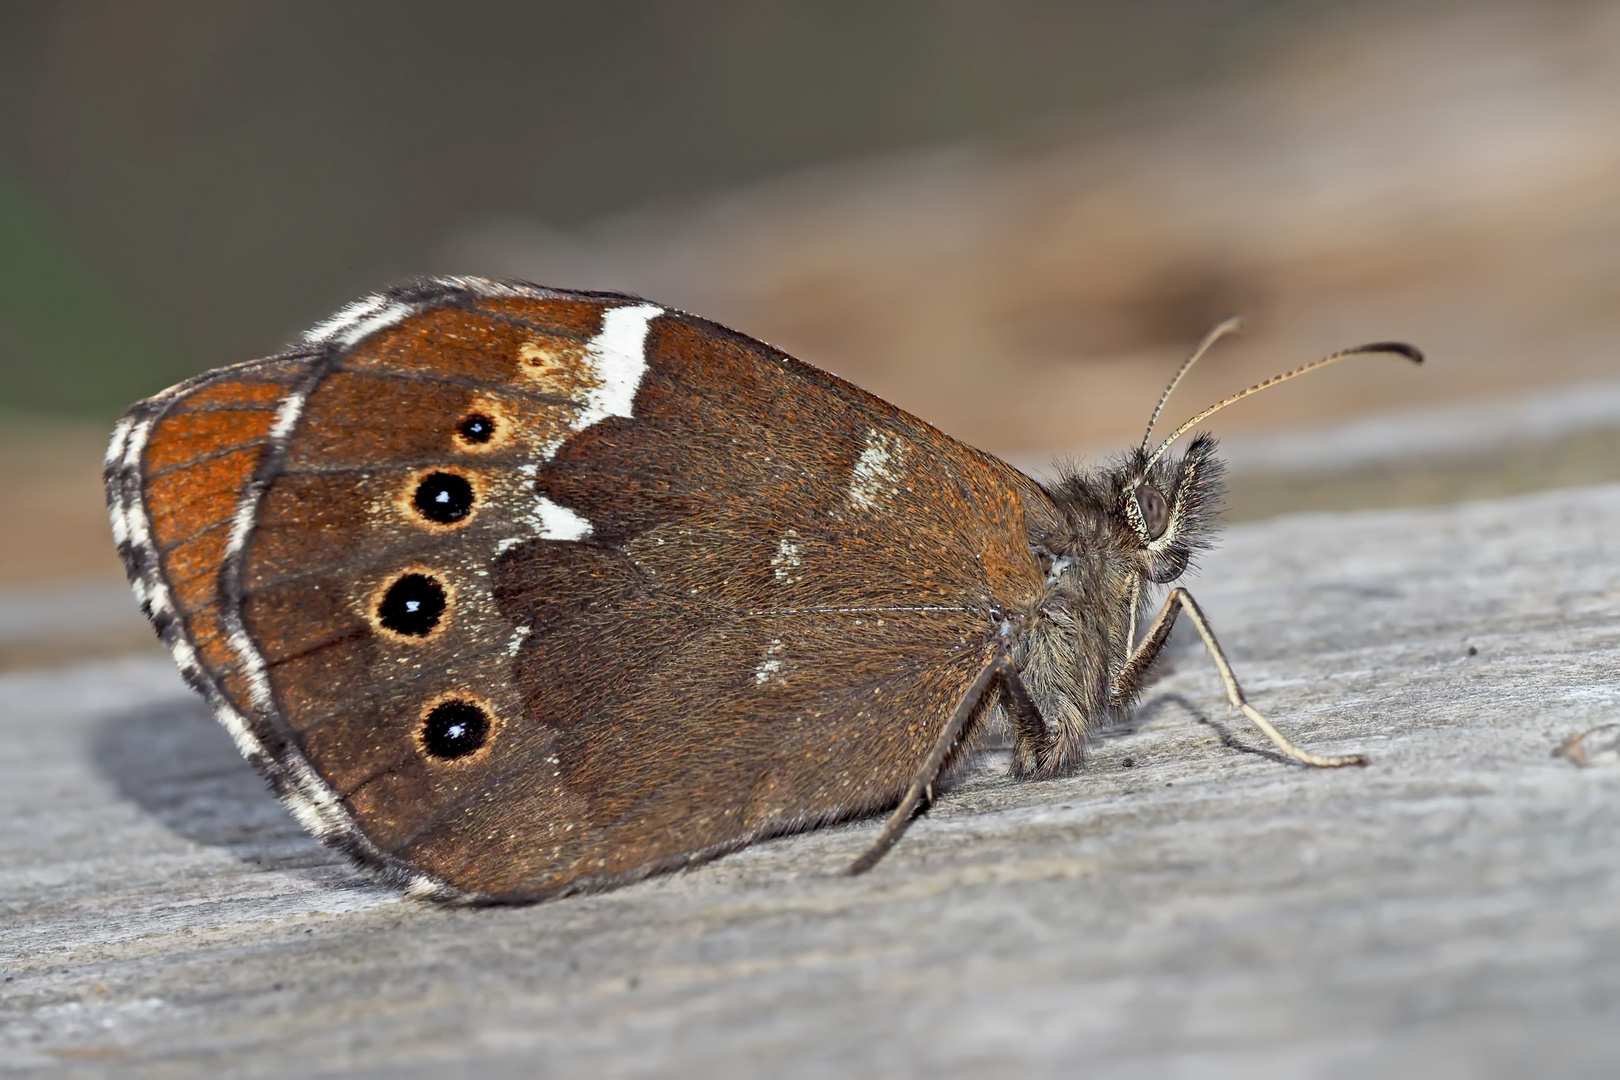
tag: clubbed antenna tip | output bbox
[1142,339,1424,474]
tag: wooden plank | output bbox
[3,484,1619,1075]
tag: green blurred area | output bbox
[0,172,192,419]
[0,0,1344,421]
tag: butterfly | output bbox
[105,276,1420,902]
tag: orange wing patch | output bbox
[111,359,309,717]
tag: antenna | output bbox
[1142,316,1245,452]
[1142,341,1424,474]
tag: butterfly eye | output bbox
[1135,485,1170,540]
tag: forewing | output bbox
[114,278,1045,901]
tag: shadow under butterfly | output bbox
[104,279,1420,903]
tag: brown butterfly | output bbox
[105,277,1420,903]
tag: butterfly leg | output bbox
[1109,585,1182,700]
[1111,588,1366,769]
[846,650,1009,875]
[1001,661,1057,777]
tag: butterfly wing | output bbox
[110,278,1047,901]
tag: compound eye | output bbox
[1136,485,1170,540]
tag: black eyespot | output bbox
[413,472,475,524]
[377,573,446,636]
[420,699,490,760]
[1136,485,1171,540]
[458,412,495,444]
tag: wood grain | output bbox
[3,484,1619,1075]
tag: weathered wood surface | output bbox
[3,484,1619,1077]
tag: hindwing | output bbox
[108,277,1048,901]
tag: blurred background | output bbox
[2,0,1617,667]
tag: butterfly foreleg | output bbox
[1109,583,1181,704]
[1112,587,1366,769]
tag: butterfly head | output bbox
[1092,323,1421,585]
[1038,434,1224,588]
[1113,433,1224,584]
